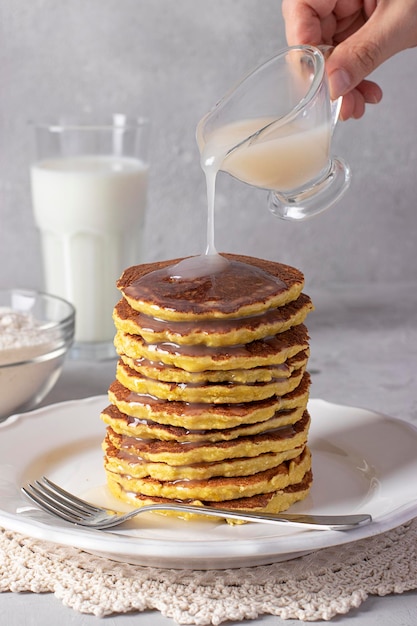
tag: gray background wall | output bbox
[1,0,416,293]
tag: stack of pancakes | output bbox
[101,253,314,518]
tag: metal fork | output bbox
[21,476,372,531]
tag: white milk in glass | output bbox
[199,117,331,192]
[31,155,148,344]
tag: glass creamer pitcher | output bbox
[197,45,350,220]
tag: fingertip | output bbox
[329,69,352,100]
[339,90,367,121]
[357,80,383,104]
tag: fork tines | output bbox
[22,476,99,523]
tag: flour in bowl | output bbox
[0,307,57,365]
[0,307,64,418]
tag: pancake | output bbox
[103,435,304,480]
[118,348,309,384]
[103,411,310,465]
[104,447,311,501]
[107,372,311,430]
[113,292,313,346]
[106,469,313,518]
[115,359,306,403]
[117,253,305,322]
[101,403,306,442]
[114,323,309,373]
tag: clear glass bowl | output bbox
[0,289,75,420]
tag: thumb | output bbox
[326,40,382,99]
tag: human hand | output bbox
[282,0,417,119]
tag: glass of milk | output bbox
[197,45,350,220]
[31,114,149,360]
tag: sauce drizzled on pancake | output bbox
[124,259,287,315]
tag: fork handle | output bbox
[139,505,372,530]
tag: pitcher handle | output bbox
[317,44,342,132]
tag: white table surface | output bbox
[3,282,417,626]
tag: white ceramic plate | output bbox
[1,396,417,569]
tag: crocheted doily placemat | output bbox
[1,519,417,624]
